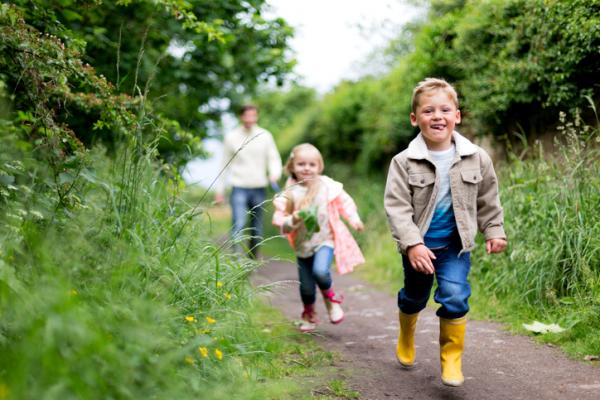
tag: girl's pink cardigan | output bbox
[272,175,365,274]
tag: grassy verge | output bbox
[179,189,359,398]
[0,135,349,399]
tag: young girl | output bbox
[272,143,365,332]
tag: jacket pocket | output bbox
[460,169,482,207]
[409,172,435,205]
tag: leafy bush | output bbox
[276,0,599,173]
[0,3,321,398]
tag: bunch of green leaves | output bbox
[297,205,320,239]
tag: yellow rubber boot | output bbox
[439,317,467,387]
[396,311,419,368]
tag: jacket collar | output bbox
[406,131,478,160]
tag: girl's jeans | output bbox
[230,187,265,257]
[297,246,334,305]
[397,235,471,319]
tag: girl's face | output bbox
[292,149,322,184]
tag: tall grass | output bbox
[474,120,599,305]
[469,111,600,355]
[0,130,329,398]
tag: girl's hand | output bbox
[486,238,507,254]
[407,244,436,275]
[353,221,364,232]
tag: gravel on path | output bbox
[253,259,600,400]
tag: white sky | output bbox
[266,0,421,92]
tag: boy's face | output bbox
[410,90,461,151]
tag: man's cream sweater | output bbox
[216,125,282,194]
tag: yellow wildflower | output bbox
[184,356,195,365]
[206,316,216,324]
[224,292,232,300]
[197,328,211,335]
[216,281,224,288]
[214,348,223,360]
[198,347,209,358]
[185,315,196,323]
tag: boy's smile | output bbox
[410,90,461,151]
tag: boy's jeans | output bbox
[230,186,265,257]
[397,235,471,319]
[297,246,334,305]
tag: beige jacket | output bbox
[384,131,506,254]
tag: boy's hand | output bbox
[486,238,507,254]
[407,244,436,275]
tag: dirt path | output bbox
[253,259,599,400]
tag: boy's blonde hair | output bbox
[283,143,324,210]
[411,78,459,113]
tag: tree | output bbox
[8,0,295,165]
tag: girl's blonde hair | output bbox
[283,143,325,211]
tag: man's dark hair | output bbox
[239,104,259,115]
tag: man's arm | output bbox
[266,133,282,184]
[214,134,234,204]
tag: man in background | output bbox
[215,105,282,258]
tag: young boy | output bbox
[384,78,507,387]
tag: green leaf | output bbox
[0,174,15,186]
[58,172,75,185]
[297,205,320,239]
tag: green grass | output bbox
[0,136,346,399]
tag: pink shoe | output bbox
[300,304,318,332]
[322,289,344,324]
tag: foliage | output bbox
[448,0,600,136]
[0,3,328,398]
[297,205,320,239]
[0,3,135,209]
[252,83,317,145]
[276,0,599,173]
[472,110,600,308]
[0,120,334,399]
[8,0,295,165]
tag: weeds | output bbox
[0,129,330,399]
